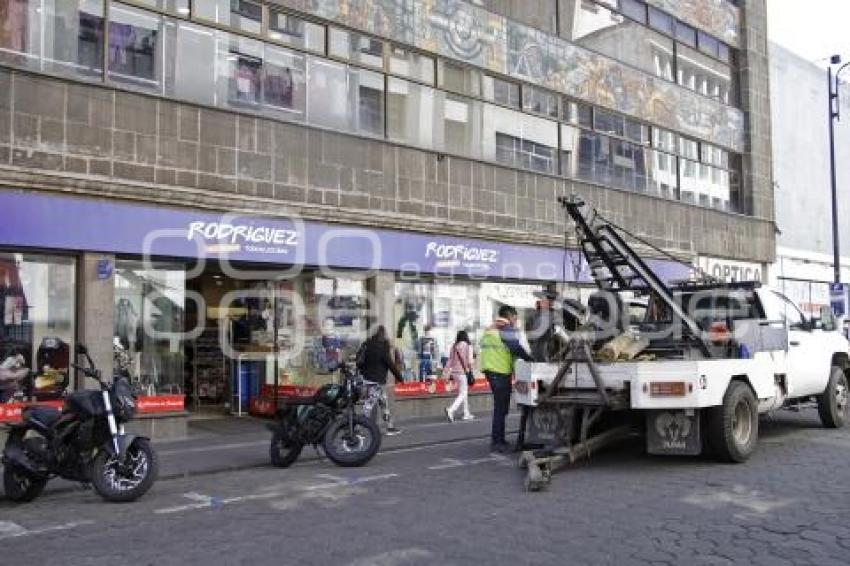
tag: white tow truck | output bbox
[514,197,850,490]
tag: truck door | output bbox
[758,290,828,397]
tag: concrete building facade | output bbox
[0,0,774,431]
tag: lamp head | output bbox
[831,54,842,65]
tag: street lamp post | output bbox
[828,55,850,284]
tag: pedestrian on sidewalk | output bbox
[480,305,533,453]
[443,330,475,422]
[359,325,404,436]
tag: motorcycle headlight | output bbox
[111,378,137,422]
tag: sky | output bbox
[767,0,850,65]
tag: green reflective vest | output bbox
[479,327,514,375]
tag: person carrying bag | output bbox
[443,330,475,422]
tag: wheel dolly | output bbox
[517,335,635,492]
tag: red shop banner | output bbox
[0,395,186,424]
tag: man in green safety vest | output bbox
[480,305,533,453]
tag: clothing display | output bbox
[232,53,261,104]
[265,67,296,109]
[109,21,157,80]
[114,297,140,350]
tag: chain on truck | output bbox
[514,196,850,491]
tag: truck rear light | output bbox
[649,381,687,397]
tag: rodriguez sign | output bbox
[187,221,298,255]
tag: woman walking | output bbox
[443,330,475,422]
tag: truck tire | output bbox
[817,366,848,429]
[708,381,758,463]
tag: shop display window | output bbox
[393,280,541,383]
[114,261,186,396]
[0,253,75,403]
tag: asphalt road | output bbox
[2,409,850,566]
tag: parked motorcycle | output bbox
[1,345,158,502]
[269,360,382,468]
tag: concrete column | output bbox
[366,271,396,337]
[77,253,115,389]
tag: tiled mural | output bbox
[644,0,741,47]
[298,0,744,151]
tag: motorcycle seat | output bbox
[285,395,319,406]
[25,406,62,427]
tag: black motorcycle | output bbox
[2,345,158,502]
[269,361,382,468]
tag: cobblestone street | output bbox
[2,409,850,565]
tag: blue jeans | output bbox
[485,372,512,445]
[419,357,433,381]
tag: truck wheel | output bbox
[708,381,758,463]
[817,366,848,429]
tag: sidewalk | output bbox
[153,412,520,480]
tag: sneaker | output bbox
[461,414,475,421]
[445,407,455,423]
[386,427,402,436]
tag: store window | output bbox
[41,0,105,78]
[114,261,185,396]
[0,253,75,403]
[267,9,324,53]
[108,3,164,91]
[195,0,262,35]
[306,276,368,381]
[393,280,542,383]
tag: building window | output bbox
[560,123,580,177]
[619,0,647,22]
[482,75,520,108]
[195,0,262,35]
[268,9,325,54]
[129,0,189,15]
[0,253,75,403]
[648,6,674,35]
[388,46,435,85]
[522,85,559,118]
[387,77,437,147]
[438,60,482,97]
[594,109,625,137]
[264,44,306,118]
[307,57,349,131]
[353,68,385,136]
[329,27,385,69]
[169,20,217,106]
[675,22,697,47]
[225,36,264,107]
[40,0,105,78]
[108,3,163,91]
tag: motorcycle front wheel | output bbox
[270,430,303,468]
[91,438,158,502]
[323,414,381,468]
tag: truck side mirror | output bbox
[820,306,837,332]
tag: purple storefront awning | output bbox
[0,190,691,283]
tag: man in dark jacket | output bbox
[359,325,404,436]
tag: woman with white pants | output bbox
[444,330,475,422]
